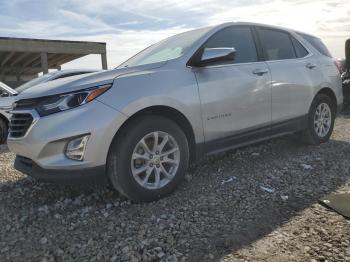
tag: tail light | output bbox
[334,60,342,74]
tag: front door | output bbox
[193,26,272,152]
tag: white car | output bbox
[0,69,98,144]
[0,82,16,143]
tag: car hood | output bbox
[18,63,165,100]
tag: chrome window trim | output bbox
[263,52,314,64]
[187,26,315,70]
[188,61,268,70]
[191,49,315,69]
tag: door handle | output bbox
[252,68,269,76]
[306,63,317,69]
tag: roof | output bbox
[0,37,106,78]
[212,22,313,37]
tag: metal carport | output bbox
[0,37,107,87]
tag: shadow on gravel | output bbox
[1,137,350,261]
[0,144,9,153]
[199,139,350,261]
[339,105,350,120]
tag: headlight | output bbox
[35,84,111,117]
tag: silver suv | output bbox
[8,22,343,202]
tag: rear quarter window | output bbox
[298,33,332,57]
[291,37,309,58]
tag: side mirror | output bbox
[196,47,236,67]
[345,39,350,72]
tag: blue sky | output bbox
[1,0,349,69]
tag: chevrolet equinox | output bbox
[8,22,343,202]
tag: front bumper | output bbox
[8,100,127,180]
[15,155,107,185]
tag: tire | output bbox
[0,118,8,144]
[107,115,189,202]
[299,94,335,145]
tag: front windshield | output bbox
[16,72,56,93]
[117,27,212,68]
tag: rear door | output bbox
[256,27,324,131]
[193,26,272,151]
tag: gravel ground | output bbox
[1,116,350,262]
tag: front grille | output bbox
[9,113,33,138]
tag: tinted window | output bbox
[203,26,258,63]
[291,37,309,58]
[298,33,332,57]
[258,28,296,60]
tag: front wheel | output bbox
[299,94,335,145]
[107,116,189,202]
[0,118,8,144]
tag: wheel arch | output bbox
[315,87,338,113]
[0,113,9,126]
[0,113,9,143]
[110,105,198,163]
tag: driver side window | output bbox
[203,26,258,64]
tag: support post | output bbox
[16,71,20,81]
[101,53,108,70]
[40,52,48,74]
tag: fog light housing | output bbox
[65,135,90,161]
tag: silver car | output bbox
[7,22,343,202]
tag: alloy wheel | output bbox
[314,103,332,138]
[131,131,180,190]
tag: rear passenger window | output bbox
[291,37,309,58]
[257,28,296,60]
[203,26,258,64]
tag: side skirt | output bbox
[195,115,308,158]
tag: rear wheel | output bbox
[107,116,189,202]
[0,118,8,144]
[299,94,335,145]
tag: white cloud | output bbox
[62,0,350,68]
[1,0,350,71]
[63,27,191,69]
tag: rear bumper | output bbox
[15,155,108,185]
